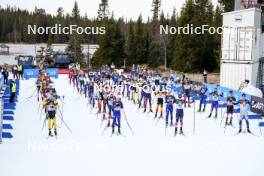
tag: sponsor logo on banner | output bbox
[251,96,264,115]
[45,68,58,78]
[23,69,39,79]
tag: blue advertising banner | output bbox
[45,68,58,78]
[23,69,39,79]
[206,83,251,101]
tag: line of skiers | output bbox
[36,69,60,137]
[67,63,254,135]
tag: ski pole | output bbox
[61,95,65,127]
[39,107,43,120]
[22,94,37,104]
[72,96,81,102]
[220,101,226,126]
[193,99,196,135]
[25,88,37,100]
[41,115,47,131]
[58,109,72,133]
[122,111,134,135]
[258,119,262,136]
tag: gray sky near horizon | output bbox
[0,0,218,21]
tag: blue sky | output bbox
[0,0,218,20]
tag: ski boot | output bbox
[170,121,174,126]
[208,113,212,118]
[238,128,242,133]
[188,104,191,108]
[214,114,218,119]
[112,128,115,134]
[247,128,251,133]
[154,113,157,118]
[107,120,111,127]
[197,108,201,112]
[118,128,121,134]
[202,108,205,112]
[54,129,57,136]
[174,127,178,136]
[48,129,53,136]
[165,121,168,128]
[225,118,228,126]
[179,127,183,134]
[150,109,153,113]
[143,109,146,113]
[229,118,233,126]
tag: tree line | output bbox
[0,0,249,72]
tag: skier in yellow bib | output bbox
[45,97,59,137]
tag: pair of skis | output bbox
[101,111,134,136]
[234,130,259,137]
[165,125,186,137]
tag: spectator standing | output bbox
[203,69,208,83]
[17,64,23,79]
[12,65,18,79]
[9,79,16,103]
[2,67,9,85]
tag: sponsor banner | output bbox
[251,96,264,115]
[206,84,251,101]
[23,69,39,79]
[58,68,69,74]
[45,68,58,78]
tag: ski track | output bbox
[1,75,264,176]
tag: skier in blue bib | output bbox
[112,96,124,134]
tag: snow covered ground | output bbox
[1,74,264,176]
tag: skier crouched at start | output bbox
[112,96,124,134]
[45,96,59,137]
[235,93,251,133]
[174,94,185,135]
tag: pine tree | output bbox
[167,7,177,68]
[148,0,163,68]
[151,0,161,23]
[213,5,223,71]
[134,15,147,65]
[97,0,110,21]
[54,7,66,43]
[66,1,83,65]
[218,0,234,12]
[46,33,54,64]
[94,18,125,67]
[172,0,198,72]
[125,20,136,66]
